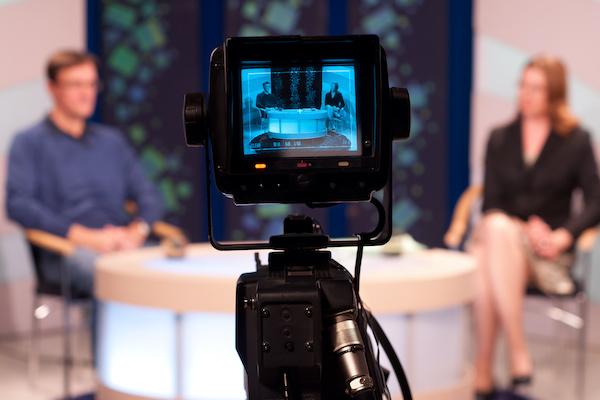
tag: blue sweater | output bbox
[6,117,164,237]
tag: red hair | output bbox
[524,55,579,135]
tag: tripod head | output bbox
[269,215,329,252]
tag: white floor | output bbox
[0,329,95,400]
[0,315,599,400]
[493,335,600,399]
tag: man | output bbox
[255,81,281,117]
[324,82,345,131]
[6,50,164,296]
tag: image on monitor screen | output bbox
[241,64,359,157]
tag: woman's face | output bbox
[518,66,549,118]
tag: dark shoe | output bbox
[59,393,95,400]
[475,388,497,400]
[511,375,532,388]
[494,389,531,399]
[511,375,533,397]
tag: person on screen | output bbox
[6,50,164,297]
[471,55,600,399]
[255,81,281,117]
[325,82,345,131]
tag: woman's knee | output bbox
[481,212,519,238]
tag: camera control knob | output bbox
[183,93,207,147]
[389,87,411,140]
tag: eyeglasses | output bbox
[55,80,103,91]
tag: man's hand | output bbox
[525,216,573,259]
[123,220,150,250]
[67,224,120,253]
[102,222,148,251]
[67,222,150,253]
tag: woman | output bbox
[325,82,345,130]
[473,55,600,399]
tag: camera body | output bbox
[184,35,409,204]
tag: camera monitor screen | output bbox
[241,64,360,158]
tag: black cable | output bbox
[361,302,391,400]
[354,233,364,293]
[352,236,393,400]
[353,194,388,292]
[351,196,411,399]
[366,310,413,400]
[351,193,400,399]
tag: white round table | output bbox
[267,108,329,139]
[95,244,475,400]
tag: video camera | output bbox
[183,35,411,400]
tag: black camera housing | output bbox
[183,36,414,400]
[184,35,409,205]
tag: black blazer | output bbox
[325,91,345,109]
[482,118,600,238]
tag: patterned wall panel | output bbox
[226,0,326,36]
[100,0,203,240]
[348,0,448,246]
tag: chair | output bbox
[444,185,597,400]
[324,104,345,132]
[26,218,187,399]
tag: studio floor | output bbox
[1,303,599,400]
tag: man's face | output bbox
[48,62,99,120]
[264,83,271,94]
[330,83,337,93]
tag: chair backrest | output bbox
[444,185,483,249]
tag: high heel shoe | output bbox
[475,387,497,400]
[511,375,533,396]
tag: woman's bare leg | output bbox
[471,223,499,391]
[480,212,532,377]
